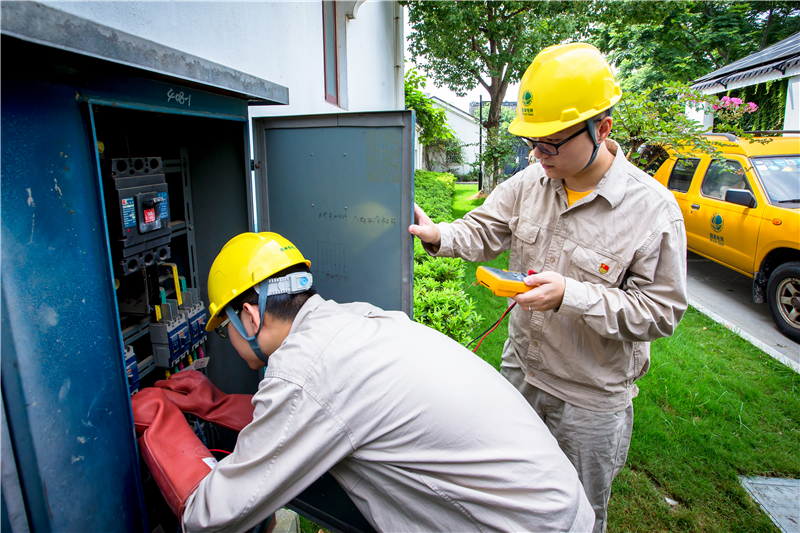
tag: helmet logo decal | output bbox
[280,245,297,253]
[710,213,724,233]
[522,90,533,107]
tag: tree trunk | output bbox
[760,2,775,50]
[479,74,511,196]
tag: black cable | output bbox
[466,302,517,349]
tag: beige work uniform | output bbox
[425,140,688,532]
[184,295,594,533]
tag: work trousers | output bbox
[500,344,633,533]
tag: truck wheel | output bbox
[767,262,800,343]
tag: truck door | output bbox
[684,156,764,275]
[251,112,415,314]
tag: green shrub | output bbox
[413,257,480,344]
[457,168,479,182]
[414,170,455,223]
[412,171,481,344]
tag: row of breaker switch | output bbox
[126,287,208,395]
[150,287,208,370]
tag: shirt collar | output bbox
[593,139,628,209]
[286,293,324,337]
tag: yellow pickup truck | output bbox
[653,132,800,342]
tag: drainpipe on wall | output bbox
[394,1,404,111]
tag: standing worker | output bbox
[132,232,595,532]
[409,43,688,533]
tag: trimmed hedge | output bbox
[414,170,455,223]
[412,171,480,345]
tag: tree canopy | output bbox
[591,1,800,93]
[403,1,796,184]
[403,0,589,193]
[404,1,588,128]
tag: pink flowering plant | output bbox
[713,95,759,131]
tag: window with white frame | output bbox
[322,1,338,105]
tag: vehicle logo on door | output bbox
[711,212,724,233]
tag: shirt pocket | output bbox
[509,218,540,269]
[569,245,623,286]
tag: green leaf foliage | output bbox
[591,1,800,94]
[403,0,591,193]
[413,170,456,223]
[724,79,789,131]
[611,81,769,174]
[405,68,454,147]
[412,171,481,344]
[472,103,521,179]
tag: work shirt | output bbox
[426,140,688,412]
[184,295,594,533]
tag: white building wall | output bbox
[685,104,714,132]
[347,1,399,112]
[41,1,402,118]
[430,99,479,176]
[414,123,424,174]
[442,107,480,176]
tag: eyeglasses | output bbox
[215,318,230,339]
[214,308,239,339]
[523,126,588,156]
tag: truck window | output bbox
[701,159,750,200]
[667,158,700,192]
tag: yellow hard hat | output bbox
[205,232,311,331]
[508,43,621,138]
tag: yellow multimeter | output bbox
[476,266,535,297]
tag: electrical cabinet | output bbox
[1,9,412,532]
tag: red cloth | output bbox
[154,370,255,432]
[131,388,216,517]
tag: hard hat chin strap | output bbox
[223,272,313,366]
[224,279,270,364]
[581,115,602,172]
[581,108,613,172]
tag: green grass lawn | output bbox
[453,183,800,532]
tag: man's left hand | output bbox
[512,272,566,312]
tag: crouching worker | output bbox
[132,232,594,533]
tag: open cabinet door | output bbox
[252,111,414,316]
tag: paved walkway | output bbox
[740,477,800,532]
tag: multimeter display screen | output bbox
[484,267,525,281]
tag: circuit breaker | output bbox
[149,299,191,369]
[180,286,208,350]
[103,157,172,276]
